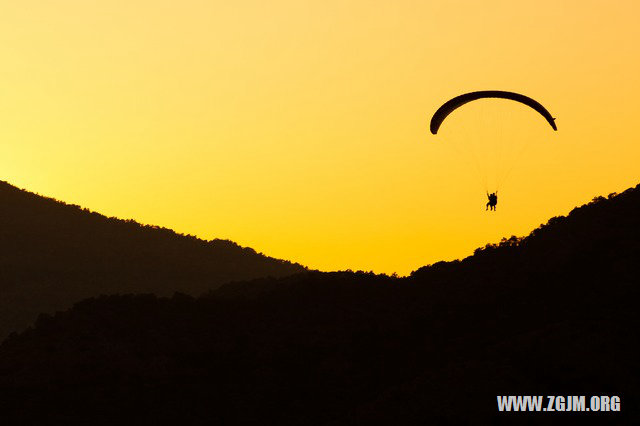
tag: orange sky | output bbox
[1,1,639,274]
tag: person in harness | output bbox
[486,191,498,211]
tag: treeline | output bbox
[1,185,639,424]
[0,181,306,340]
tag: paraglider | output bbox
[430,90,557,211]
[486,191,498,211]
[430,90,557,135]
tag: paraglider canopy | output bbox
[430,90,557,135]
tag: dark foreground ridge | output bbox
[0,181,306,340]
[1,185,639,424]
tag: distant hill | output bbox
[0,181,306,340]
[1,184,639,424]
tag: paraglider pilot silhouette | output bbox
[486,191,498,211]
[429,90,557,211]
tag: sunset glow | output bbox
[1,1,639,274]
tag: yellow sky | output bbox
[1,1,639,274]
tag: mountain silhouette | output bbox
[1,185,639,424]
[0,181,305,340]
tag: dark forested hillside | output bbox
[0,181,305,340]
[1,185,639,424]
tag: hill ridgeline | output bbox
[1,183,639,424]
[0,181,306,340]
